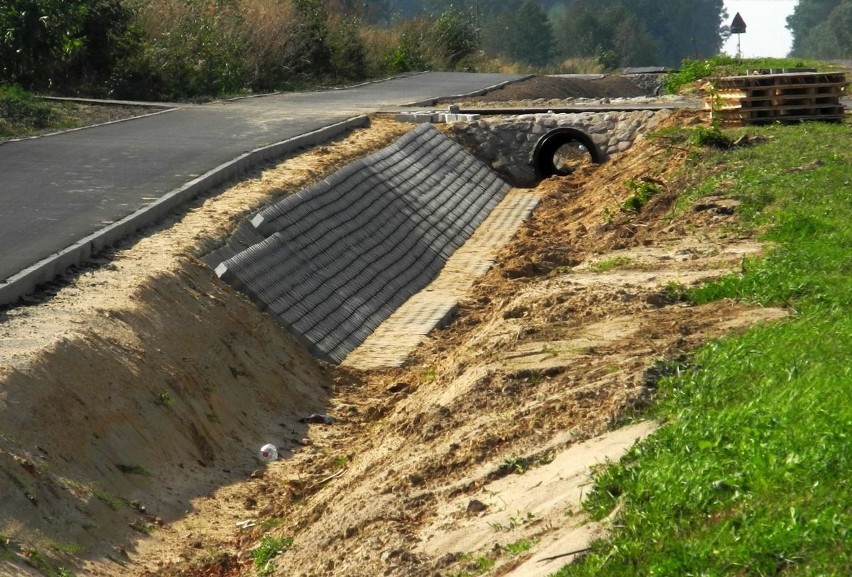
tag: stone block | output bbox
[395,111,440,123]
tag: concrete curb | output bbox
[40,95,178,108]
[0,108,180,148]
[0,115,369,307]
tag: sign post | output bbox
[731,13,747,59]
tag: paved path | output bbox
[0,72,525,298]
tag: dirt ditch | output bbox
[0,93,787,576]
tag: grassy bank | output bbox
[0,85,157,141]
[665,55,829,93]
[0,85,57,139]
[556,118,851,576]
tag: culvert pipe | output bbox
[532,127,604,179]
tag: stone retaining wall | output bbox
[446,109,673,186]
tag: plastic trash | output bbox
[258,443,278,462]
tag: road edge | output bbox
[0,115,370,307]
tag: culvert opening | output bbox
[532,127,604,179]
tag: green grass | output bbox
[449,538,540,576]
[620,178,663,213]
[0,85,122,140]
[251,535,293,576]
[259,517,283,532]
[450,555,495,577]
[665,55,827,93]
[591,256,637,273]
[156,391,175,407]
[50,541,85,555]
[0,85,54,134]
[553,119,851,576]
[93,487,127,510]
[21,547,77,577]
[503,537,537,555]
[116,463,151,476]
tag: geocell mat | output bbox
[213,124,511,363]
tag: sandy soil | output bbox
[443,75,651,103]
[0,90,787,576]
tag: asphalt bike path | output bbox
[0,72,524,302]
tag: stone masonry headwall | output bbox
[446,109,673,186]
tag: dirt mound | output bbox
[0,111,787,577]
[462,75,651,102]
[0,118,412,576]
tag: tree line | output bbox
[0,0,848,101]
[787,0,852,59]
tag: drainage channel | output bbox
[209,124,523,365]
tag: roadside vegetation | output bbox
[664,55,828,94]
[2,0,848,105]
[554,118,851,575]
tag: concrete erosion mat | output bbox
[211,124,512,363]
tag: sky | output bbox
[722,0,798,58]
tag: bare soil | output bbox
[0,86,786,577]
[449,75,651,102]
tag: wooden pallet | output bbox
[706,72,847,125]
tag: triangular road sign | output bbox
[731,12,747,34]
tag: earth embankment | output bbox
[0,117,412,575]
[0,78,787,577]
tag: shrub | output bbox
[0,0,138,92]
[620,178,663,213]
[252,535,293,576]
[0,85,52,127]
[111,0,251,99]
[327,14,368,81]
[384,18,430,74]
[427,9,479,70]
[690,125,733,149]
[240,0,311,91]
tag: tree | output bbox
[1,0,85,87]
[553,0,725,68]
[788,0,852,58]
[555,0,658,68]
[0,0,139,91]
[427,9,479,69]
[625,0,725,64]
[292,0,331,72]
[327,13,368,80]
[483,0,553,66]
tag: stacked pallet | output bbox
[707,71,846,125]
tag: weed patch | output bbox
[591,256,637,272]
[620,178,663,213]
[665,56,825,94]
[0,85,54,137]
[252,535,293,576]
